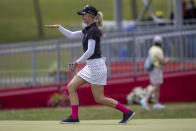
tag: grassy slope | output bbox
[0,0,173,44]
[0,103,196,120]
[1,0,196,43]
[0,0,114,43]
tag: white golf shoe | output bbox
[153,104,166,109]
[140,99,150,110]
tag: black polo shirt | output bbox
[82,23,102,60]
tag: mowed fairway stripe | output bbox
[0,119,196,131]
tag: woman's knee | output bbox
[154,84,160,90]
[94,96,105,104]
[152,84,160,89]
[67,83,77,94]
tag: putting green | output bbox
[0,119,196,131]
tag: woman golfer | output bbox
[45,5,135,124]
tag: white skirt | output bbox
[149,67,163,85]
[77,58,107,85]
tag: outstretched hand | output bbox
[44,24,59,28]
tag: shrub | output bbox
[47,92,69,107]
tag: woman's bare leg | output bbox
[90,84,135,124]
[67,75,87,105]
[90,84,117,107]
[145,84,160,103]
[153,84,161,104]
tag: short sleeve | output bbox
[151,49,164,67]
[156,49,164,60]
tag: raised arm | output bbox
[45,24,83,38]
[58,25,83,38]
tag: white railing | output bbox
[0,24,196,88]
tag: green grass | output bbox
[1,0,196,44]
[0,103,196,120]
[0,0,114,43]
[1,119,196,131]
[1,103,196,131]
[0,49,72,79]
[0,0,180,44]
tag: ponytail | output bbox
[95,11,104,28]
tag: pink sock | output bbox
[71,105,79,119]
[115,102,130,114]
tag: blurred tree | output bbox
[33,0,44,38]
[131,0,138,20]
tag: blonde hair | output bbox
[95,11,104,28]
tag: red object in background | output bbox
[0,69,196,110]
